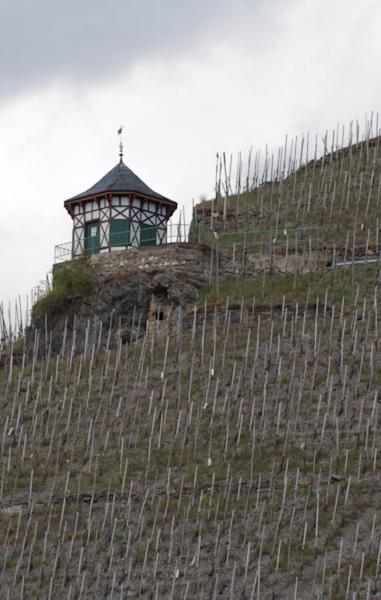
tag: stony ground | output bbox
[1,134,381,598]
[1,262,381,598]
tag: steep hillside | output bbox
[0,260,381,598]
[195,136,381,249]
[1,130,381,598]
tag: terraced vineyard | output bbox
[196,133,381,250]
[1,127,381,598]
[0,260,380,598]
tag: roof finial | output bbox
[117,126,124,163]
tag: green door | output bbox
[85,222,100,254]
[140,224,157,247]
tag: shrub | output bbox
[32,258,94,319]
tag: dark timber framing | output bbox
[64,158,177,256]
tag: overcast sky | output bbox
[1,0,380,312]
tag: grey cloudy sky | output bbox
[0,0,380,311]
[0,0,273,99]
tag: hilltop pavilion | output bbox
[64,145,177,256]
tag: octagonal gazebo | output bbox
[64,151,177,256]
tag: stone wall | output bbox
[89,243,211,283]
[85,241,327,281]
[44,240,327,348]
[85,243,213,307]
[46,244,213,346]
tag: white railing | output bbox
[54,223,193,264]
[30,272,53,307]
[54,241,72,264]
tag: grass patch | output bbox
[198,262,380,306]
[32,258,94,319]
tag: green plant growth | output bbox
[198,261,380,305]
[32,258,94,318]
[195,136,381,246]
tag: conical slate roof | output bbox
[65,160,175,205]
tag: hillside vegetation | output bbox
[0,259,380,598]
[195,135,381,250]
[1,130,381,598]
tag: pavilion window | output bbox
[110,218,130,246]
[140,223,157,246]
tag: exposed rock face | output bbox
[87,242,210,313]
[32,244,212,350]
[88,243,208,303]
[30,240,327,354]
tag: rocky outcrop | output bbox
[31,244,212,351]
[86,242,211,318]
[30,239,327,354]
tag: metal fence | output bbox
[54,242,73,264]
[30,272,53,306]
[54,224,329,264]
[189,225,327,248]
[54,222,191,263]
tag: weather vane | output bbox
[118,126,124,162]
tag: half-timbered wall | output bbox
[97,198,108,251]
[130,196,168,246]
[71,193,172,255]
[73,204,85,256]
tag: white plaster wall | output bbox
[100,222,109,248]
[130,221,140,247]
[100,207,110,247]
[158,227,167,244]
